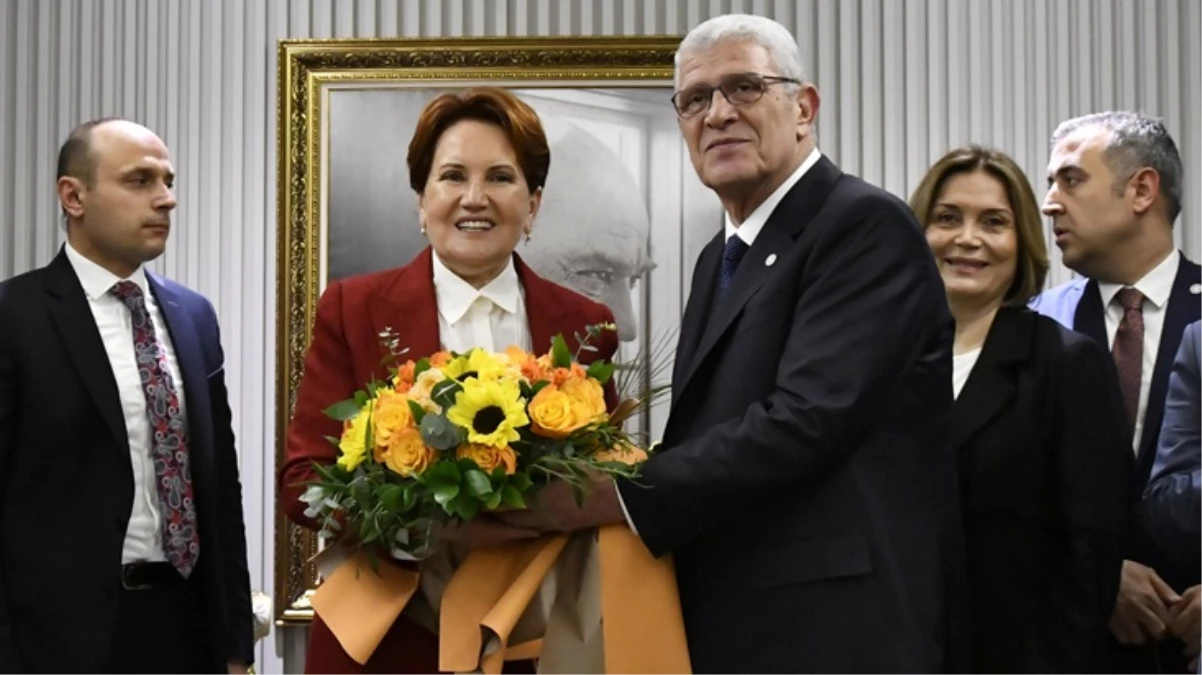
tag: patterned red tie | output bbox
[110,281,200,577]
[1111,287,1145,440]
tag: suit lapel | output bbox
[1137,254,1202,473]
[148,274,215,469]
[368,248,441,365]
[949,308,1030,450]
[672,157,843,409]
[44,251,129,452]
[672,236,722,396]
[1072,278,1108,347]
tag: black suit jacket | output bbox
[953,306,1130,673]
[617,156,971,673]
[0,250,254,672]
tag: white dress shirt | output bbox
[431,252,531,353]
[1098,250,1180,453]
[415,252,533,630]
[723,147,822,245]
[952,348,983,400]
[65,242,185,564]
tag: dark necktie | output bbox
[110,281,200,577]
[717,235,750,301]
[1111,287,1145,439]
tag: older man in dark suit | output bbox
[0,118,254,673]
[497,14,969,673]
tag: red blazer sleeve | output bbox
[279,280,358,531]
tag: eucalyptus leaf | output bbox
[420,414,466,452]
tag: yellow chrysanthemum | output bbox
[441,348,510,383]
[336,400,375,471]
[446,377,529,448]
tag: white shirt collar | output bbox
[63,241,150,301]
[724,148,822,246]
[1098,250,1179,310]
[432,251,522,324]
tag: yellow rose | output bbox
[559,376,607,422]
[528,384,588,439]
[336,401,374,471]
[381,426,438,477]
[456,443,517,476]
[372,389,414,452]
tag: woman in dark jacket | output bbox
[911,145,1133,672]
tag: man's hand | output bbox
[436,516,544,549]
[226,661,250,674]
[494,475,626,534]
[1109,560,1181,645]
[1169,585,1201,669]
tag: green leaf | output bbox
[500,484,526,508]
[519,380,534,400]
[400,484,417,511]
[447,493,480,520]
[420,414,466,452]
[464,469,493,498]
[423,460,462,488]
[413,357,431,379]
[509,473,534,492]
[354,390,370,407]
[484,490,504,510]
[550,334,572,368]
[407,400,427,424]
[433,482,461,508]
[531,381,550,397]
[379,484,404,512]
[323,399,362,421]
[432,379,463,410]
[586,361,615,385]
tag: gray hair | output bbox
[674,14,807,89]
[1051,110,1183,223]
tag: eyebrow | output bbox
[436,161,518,170]
[1047,164,1085,185]
[122,165,175,181]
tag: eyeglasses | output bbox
[670,72,801,119]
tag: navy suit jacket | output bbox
[0,250,254,671]
[617,156,970,673]
[1143,319,1201,580]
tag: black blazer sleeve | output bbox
[0,295,21,671]
[619,191,947,555]
[199,302,255,666]
[1031,333,1131,671]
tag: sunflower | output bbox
[446,377,530,448]
[441,348,510,383]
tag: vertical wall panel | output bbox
[0,2,1198,672]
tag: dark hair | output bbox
[406,88,550,194]
[56,117,124,187]
[910,145,1049,305]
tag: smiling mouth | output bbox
[456,220,495,232]
[706,139,746,151]
[946,258,987,270]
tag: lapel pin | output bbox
[1191,284,1201,294]
[765,254,777,267]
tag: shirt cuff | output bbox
[614,479,639,535]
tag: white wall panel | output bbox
[1,1,1198,671]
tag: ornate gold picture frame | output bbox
[274,35,691,623]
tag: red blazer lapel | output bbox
[368,247,442,363]
[515,253,579,354]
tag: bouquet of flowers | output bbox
[299,324,666,563]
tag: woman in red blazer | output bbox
[279,87,619,674]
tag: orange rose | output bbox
[559,376,607,422]
[548,362,588,387]
[456,443,517,475]
[381,426,437,477]
[394,360,417,390]
[505,346,546,383]
[528,384,589,439]
[430,351,452,368]
[372,389,414,453]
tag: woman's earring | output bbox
[421,226,427,237]
[524,231,532,244]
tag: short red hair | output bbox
[406,87,550,194]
